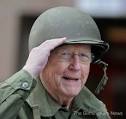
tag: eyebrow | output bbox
[52,45,91,54]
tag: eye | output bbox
[60,52,71,59]
[79,53,88,58]
[61,52,68,55]
[79,53,91,62]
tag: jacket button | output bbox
[22,82,29,89]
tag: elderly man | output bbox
[0,7,111,119]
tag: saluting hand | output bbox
[23,37,66,78]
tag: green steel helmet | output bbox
[29,6,109,63]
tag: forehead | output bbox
[53,44,91,52]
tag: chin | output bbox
[62,87,82,97]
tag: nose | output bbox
[68,55,81,71]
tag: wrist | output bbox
[22,66,39,78]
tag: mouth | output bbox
[62,76,79,81]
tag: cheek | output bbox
[41,67,58,92]
[41,62,67,86]
[49,61,68,75]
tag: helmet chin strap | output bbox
[94,60,108,94]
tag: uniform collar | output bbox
[27,78,107,117]
[72,86,107,113]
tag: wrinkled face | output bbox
[40,44,91,98]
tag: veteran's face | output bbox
[40,44,91,98]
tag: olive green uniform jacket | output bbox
[0,70,111,119]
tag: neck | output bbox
[56,94,74,109]
[41,81,74,109]
[49,88,74,109]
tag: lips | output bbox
[62,76,79,81]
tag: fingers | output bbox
[39,37,67,50]
[49,37,67,50]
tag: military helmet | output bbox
[29,6,109,62]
